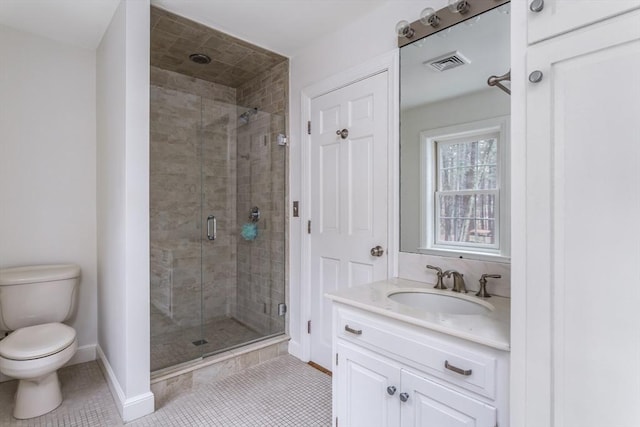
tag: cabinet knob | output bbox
[386,386,397,396]
[529,0,544,12]
[399,392,410,402]
[529,70,544,83]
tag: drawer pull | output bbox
[344,325,363,335]
[444,360,472,376]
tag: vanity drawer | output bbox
[336,307,497,399]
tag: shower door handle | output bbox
[207,215,216,240]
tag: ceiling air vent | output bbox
[424,51,470,72]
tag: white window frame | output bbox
[419,116,510,262]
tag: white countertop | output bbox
[325,277,510,351]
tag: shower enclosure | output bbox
[149,70,287,373]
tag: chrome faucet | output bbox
[476,274,502,298]
[426,265,447,290]
[444,270,467,293]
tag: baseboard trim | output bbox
[96,345,155,422]
[287,339,304,361]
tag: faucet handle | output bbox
[426,265,447,290]
[476,274,502,298]
[426,265,442,274]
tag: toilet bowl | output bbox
[0,264,80,419]
[0,323,78,419]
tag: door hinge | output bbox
[336,417,339,427]
[307,320,311,334]
[307,220,311,234]
[307,120,311,135]
[277,303,287,316]
[336,353,339,366]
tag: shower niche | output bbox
[149,6,288,373]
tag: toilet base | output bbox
[13,371,63,419]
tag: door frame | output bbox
[298,50,399,362]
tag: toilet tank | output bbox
[0,264,80,332]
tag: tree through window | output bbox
[436,134,499,249]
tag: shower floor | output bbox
[151,307,264,372]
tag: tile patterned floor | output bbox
[151,315,264,372]
[0,355,331,426]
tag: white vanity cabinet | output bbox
[527,0,640,44]
[517,5,640,427]
[332,304,508,427]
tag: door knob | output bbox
[370,246,384,257]
[399,392,410,402]
[336,128,349,139]
[386,386,397,396]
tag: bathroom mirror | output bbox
[399,3,511,260]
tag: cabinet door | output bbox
[335,341,401,427]
[527,0,640,44]
[524,9,640,427]
[400,370,496,427]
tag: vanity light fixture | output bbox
[396,0,510,48]
[395,20,415,39]
[448,0,471,15]
[420,7,440,28]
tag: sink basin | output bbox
[387,290,493,315]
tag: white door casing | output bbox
[308,71,390,369]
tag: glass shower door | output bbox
[199,102,286,357]
[150,86,287,373]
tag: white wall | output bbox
[0,25,97,361]
[288,0,448,358]
[96,0,153,421]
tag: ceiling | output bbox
[0,0,120,49]
[151,0,388,57]
[0,0,386,55]
[151,6,287,88]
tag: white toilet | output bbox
[0,264,80,419]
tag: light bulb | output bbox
[419,7,440,27]
[395,20,415,38]
[447,0,470,14]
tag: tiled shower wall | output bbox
[235,61,288,335]
[150,66,237,331]
[150,59,289,337]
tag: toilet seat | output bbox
[0,323,76,360]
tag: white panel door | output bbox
[310,72,389,369]
[336,342,401,427]
[400,370,496,427]
[527,0,640,44]
[525,10,640,427]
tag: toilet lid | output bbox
[0,323,76,361]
